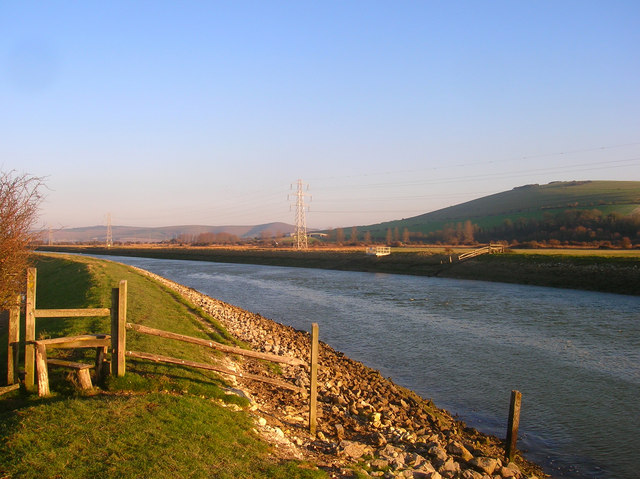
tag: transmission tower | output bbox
[289,179,311,250]
[106,213,113,248]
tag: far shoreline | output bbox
[37,245,640,296]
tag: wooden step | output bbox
[46,359,94,390]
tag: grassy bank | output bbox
[40,245,640,295]
[0,254,325,479]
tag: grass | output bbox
[0,253,326,479]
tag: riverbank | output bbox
[39,245,640,296]
[130,262,548,478]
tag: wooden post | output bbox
[25,268,37,391]
[7,294,20,385]
[111,280,127,377]
[505,390,522,463]
[309,323,319,437]
[35,342,50,397]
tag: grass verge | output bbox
[0,253,325,479]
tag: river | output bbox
[92,255,639,478]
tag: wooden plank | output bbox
[309,323,319,436]
[25,268,36,391]
[117,281,127,377]
[126,350,302,392]
[0,384,20,396]
[27,335,111,349]
[47,359,94,370]
[111,282,127,377]
[35,342,50,397]
[126,323,306,366]
[34,308,111,318]
[505,390,522,463]
[0,383,20,395]
[7,294,20,385]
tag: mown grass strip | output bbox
[0,253,325,479]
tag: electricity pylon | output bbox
[106,213,113,248]
[289,179,311,250]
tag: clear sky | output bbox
[2,1,639,229]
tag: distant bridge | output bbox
[458,243,504,261]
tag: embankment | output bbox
[129,263,547,478]
[40,245,640,296]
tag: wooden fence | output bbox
[458,243,505,261]
[5,268,320,434]
[114,314,320,434]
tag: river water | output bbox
[93,255,639,478]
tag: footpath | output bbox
[132,266,548,479]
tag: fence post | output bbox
[25,268,37,391]
[505,390,522,463]
[111,280,127,377]
[7,294,21,385]
[309,323,319,436]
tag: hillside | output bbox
[357,180,640,243]
[49,222,296,244]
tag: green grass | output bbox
[362,180,640,235]
[0,253,326,479]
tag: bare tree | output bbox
[0,171,44,309]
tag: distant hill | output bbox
[49,222,296,244]
[357,180,640,243]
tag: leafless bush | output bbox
[0,170,44,308]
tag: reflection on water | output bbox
[94,255,640,479]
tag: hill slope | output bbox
[50,222,295,243]
[360,180,640,240]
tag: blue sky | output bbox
[2,1,639,229]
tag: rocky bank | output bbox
[132,265,547,479]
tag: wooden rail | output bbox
[126,323,305,366]
[125,350,302,392]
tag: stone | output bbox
[438,457,461,476]
[461,470,484,479]
[447,441,474,462]
[469,457,499,475]
[371,458,390,470]
[339,440,367,460]
[335,423,345,440]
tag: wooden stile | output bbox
[309,323,319,436]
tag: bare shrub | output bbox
[0,171,44,308]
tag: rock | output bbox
[461,470,485,479]
[469,456,499,475]
[339,440,368,459]
[447,441,474,462]
[438,457,461,477]
[371,458,390,470]
[257,417,267,427]
[502,462,521,477]
[335,423,345,440]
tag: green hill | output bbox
[358,180,640,244]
